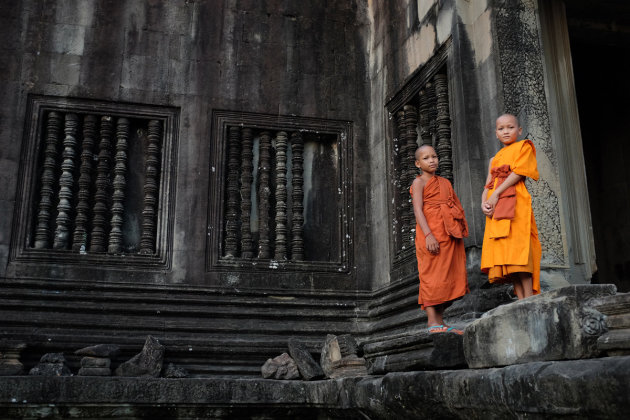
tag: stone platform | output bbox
[1,356,629,419]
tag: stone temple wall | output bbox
[0,0,373,376]
[0,0,594,378]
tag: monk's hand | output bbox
[481,201,494,217]
[425,233,439,254]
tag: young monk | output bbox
[410,145,469,334]
[481,114,541,299]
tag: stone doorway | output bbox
[565,0,630,292]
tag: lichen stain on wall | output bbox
[403,23,436,76]
[470,10,493,66]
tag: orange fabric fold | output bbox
[411,176,469,310]
[481,140,541,295]
[485,164,516,220]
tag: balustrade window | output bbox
[11,96,178,268]
[386,45,453,265]
[209,111,352,272]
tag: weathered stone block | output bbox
[366,331,466,374]
[77,367,111,376]
[80,357,110,368]
[261,353,300,380]
[74,344,121,358]
[464,285,615,368]
[287,337,324,380]
[114,335,164,378]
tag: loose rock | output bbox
[261,353,300,380]
[114,335,164,378]
[287,337,324,380]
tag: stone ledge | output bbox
[1,356,628,419]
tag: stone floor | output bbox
[1,355,629,419]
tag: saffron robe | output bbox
[411,176,469,310]
[480,139,542,294]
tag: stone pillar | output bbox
[493,0,567,270]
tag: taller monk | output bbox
[481,114,541,299]
[410,145,469,334]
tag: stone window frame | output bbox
[206,110,353,274]
[9,95,179,270]
[385,39,453,269]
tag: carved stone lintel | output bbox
[274,131,288,260]
[240,127,254,258]
[257,131,272,259]
[139,120,162,255]
[34,111,62,249]
[108,117,130,254]
[72,114,97,252]
[290,132,304,261]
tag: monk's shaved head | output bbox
[415,144,436,160]
[496,113,519,127]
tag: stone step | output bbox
[606,313,630,329]
[590,292,630,317]
[597,329,630,356]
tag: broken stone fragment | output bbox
[163,363,189,378]
[287,337,324,380]
[74,344,121,358]
[114,335,164,378]
[320,334,367,379]
[40,353,66,364]
[261,352,300,380]
[0,341,26,376]
[29,353,72,376]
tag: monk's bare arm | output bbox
[481,158,494,216]
[485,172,525,208]
[411,177,439,253]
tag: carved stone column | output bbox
[34,111,62,249]
[72,114,97,252]
[434,73,453,184]
[108,117,129,254]
[290,132,304,261]
[274,131,288,260]
[257,131,272,259]
[240,127,254,259]
[402,104,418,247]
[139,120,162,255]
[90,116,113,252]
[224,126,241,258]
[418,87,433,147]
[53,113,79,249]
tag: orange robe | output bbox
[481,140,542,294]
[411,176,469,310]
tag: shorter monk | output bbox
[410,145,469,334]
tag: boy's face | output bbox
[415,146,439,173]
[495,115,522,145]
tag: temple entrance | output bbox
[565,0,630,292]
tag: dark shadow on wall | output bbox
[568,0,630,292]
